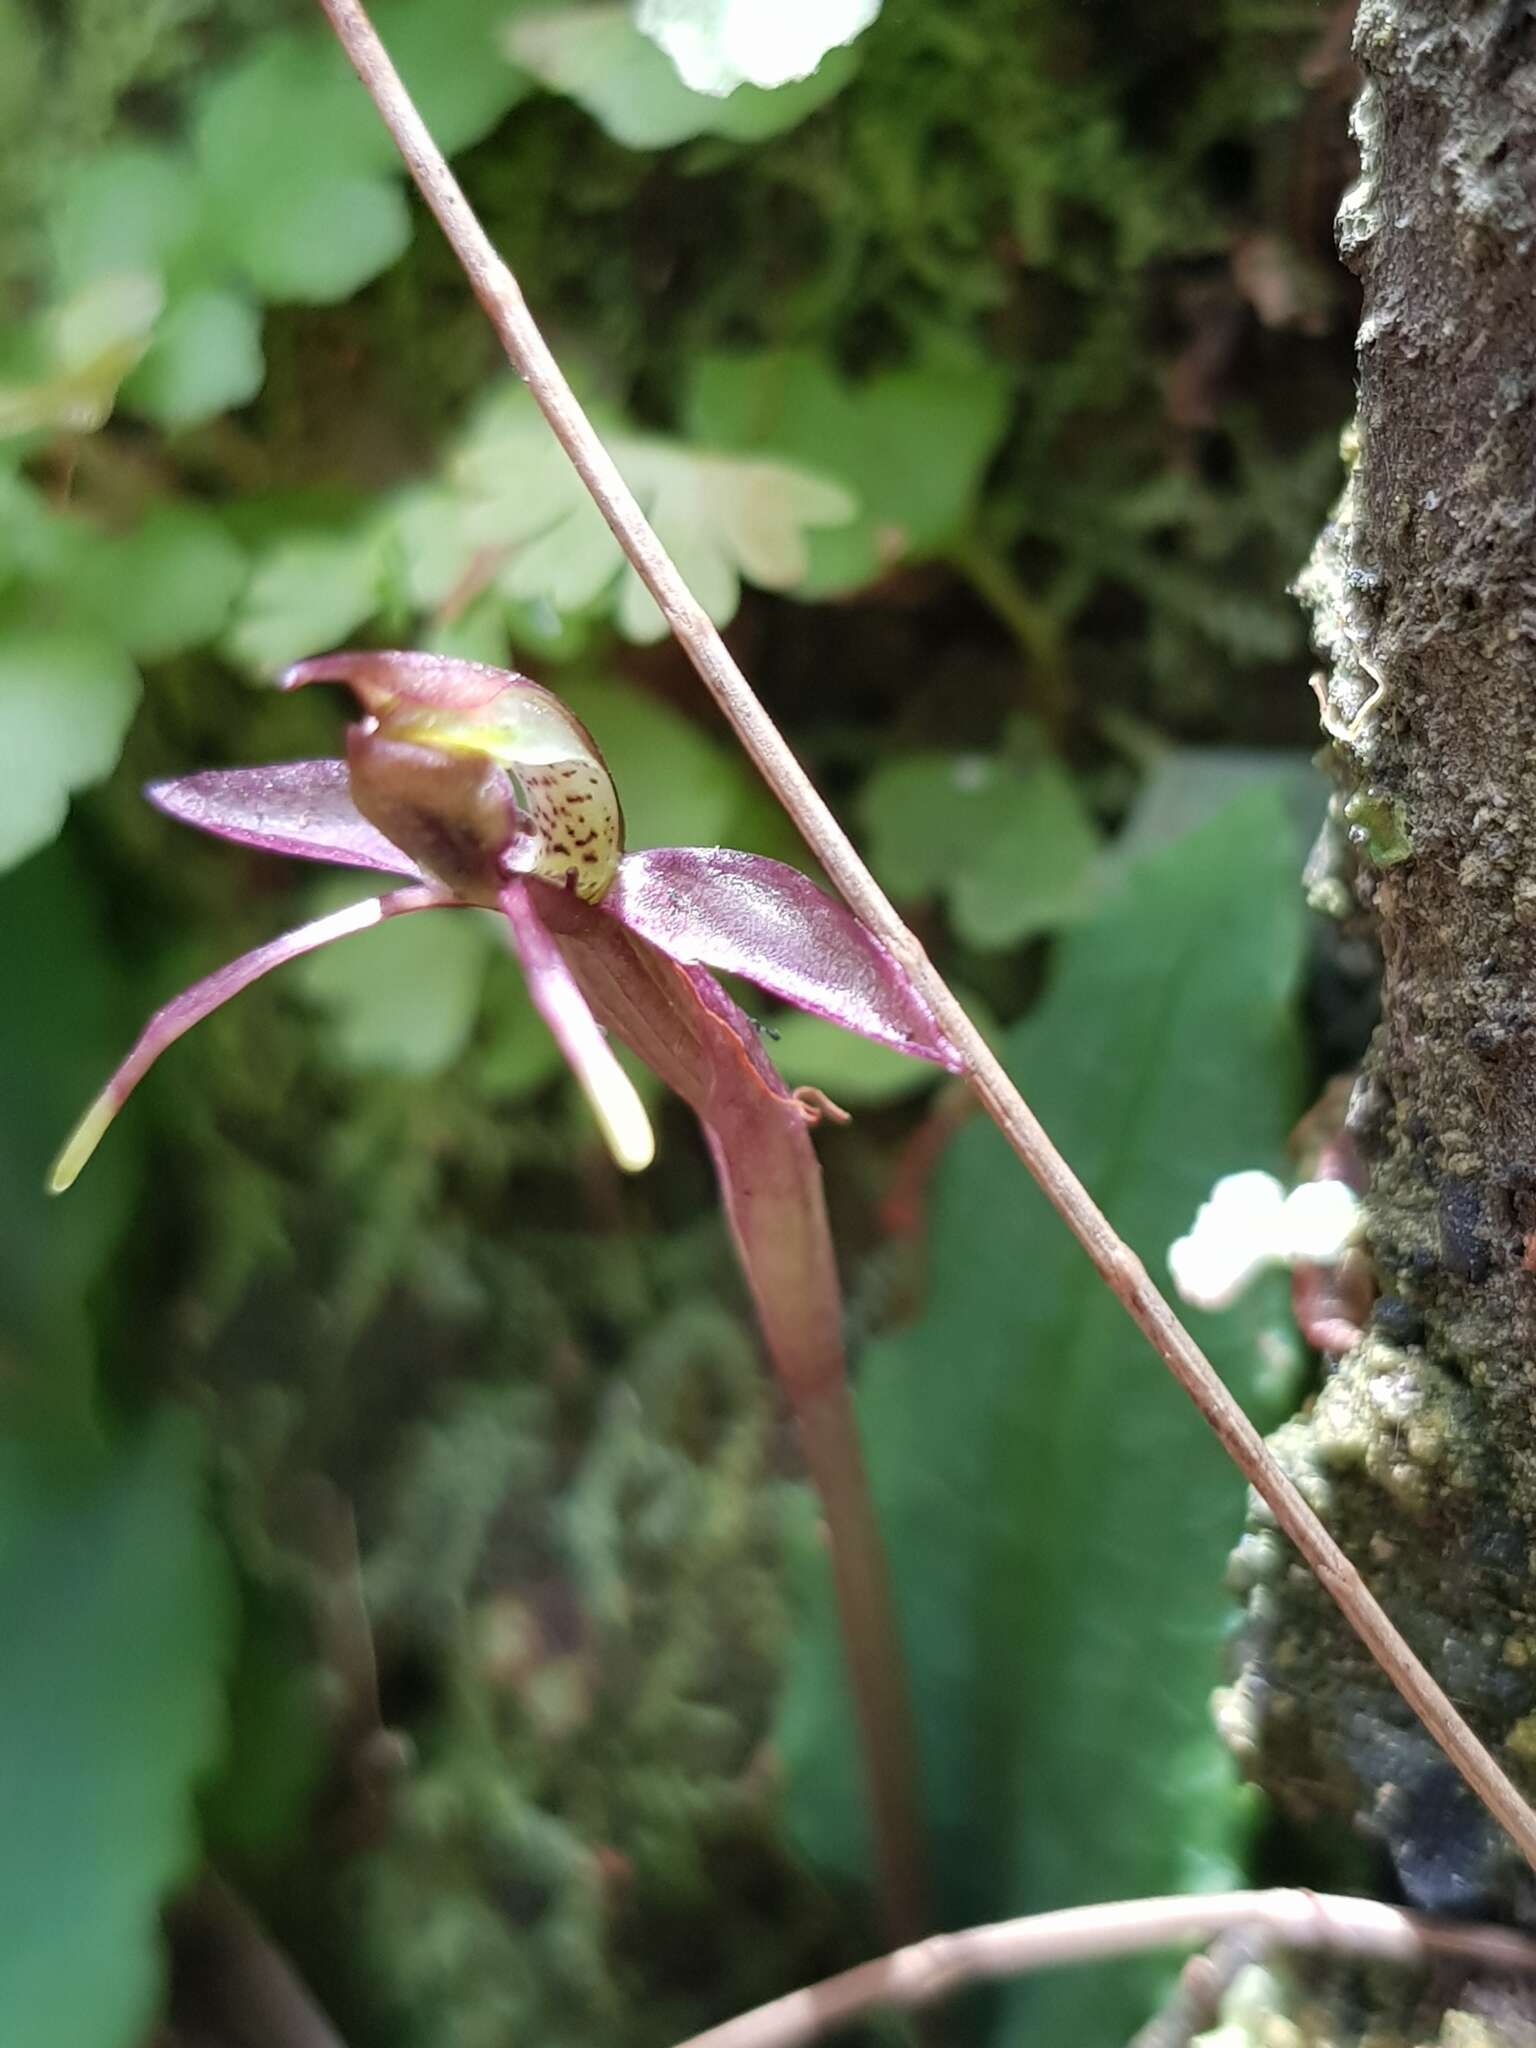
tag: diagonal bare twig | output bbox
[312,0,1536,1877]
[168,1871,350,2048]
[668,1889,1536,2048]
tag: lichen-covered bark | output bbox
[1228,0,1536,1934]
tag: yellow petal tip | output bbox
[605,1093,656,1175]
[589,1065,655,1175]
[47,1094,115,1195]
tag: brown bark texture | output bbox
[1229,0,1536,1929]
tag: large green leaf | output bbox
[779,791,1305,2046]
[44,143,265,430]
[0,1412,233,2048]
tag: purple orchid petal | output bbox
[532,882,843,1403]
[603,848,963,1071]
[147,761,425,880]
[50,884,449,1192]
[281,650,522,711]
[497,879,654,1173]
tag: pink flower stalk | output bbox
[53,649,947,1934]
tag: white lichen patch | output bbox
[1442,2013,1514,2048]
[1336,72,1384,260]
[1293,446,1391,764]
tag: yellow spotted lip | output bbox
[281,652,624,902]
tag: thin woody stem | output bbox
[313,0,1536,1877]
[668,1889,1536,2048]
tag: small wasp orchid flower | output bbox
[50,651,962,1196]
[49,649,943,1936]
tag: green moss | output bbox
[327,1316,860,2046]
[1343,787,1412,866]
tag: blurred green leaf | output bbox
[507,4,855,148]
[226,527,385,675]
[223,172,412,307]
[614,442,854,641]
[422,592,513,668]
[0,472,71,593]
[453,384,853,640]
[194,32,409,303]
[122,288,264,428]
[860,749,1100,950]
[636,0,880,94]
[0,1411,233,2048]
[780,792,1305,2047]
[479,963,566,1100]
[688,349,1009,593]
[192,3,528,306]
[0,628,140,873]
[49,146,200,295]
[451,382,619,600]
[200,1584,329,1866]
[0,274,162,439]
[697,43,859,140]
[0,844,138,1439]
[388,484,483,611]
[50,274,162,379]
[193,33,395,199]
[298,887,493,1076]
[70,505,247,661]
[767,1010,945,1106]
[379,0,532,151]
[1112,744,1322,872]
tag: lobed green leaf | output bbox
[0,629,140,874]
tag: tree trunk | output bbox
[1229,0,1536,1988]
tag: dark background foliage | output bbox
[0,2,1363,2042]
